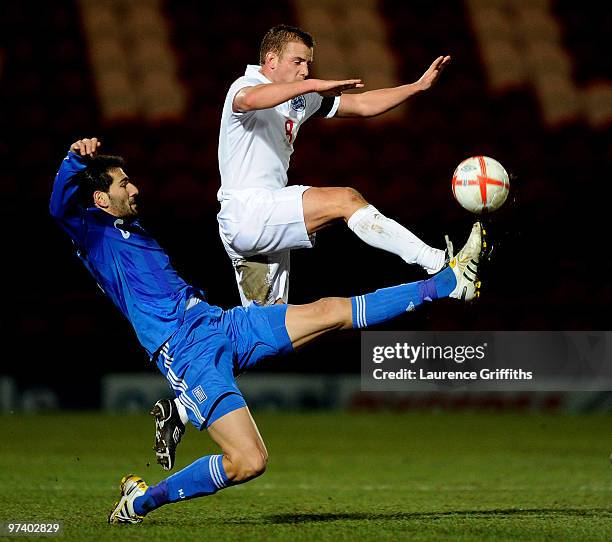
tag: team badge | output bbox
[193,385,207,403]
[291,95,306,112]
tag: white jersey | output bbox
[218,65,340,194]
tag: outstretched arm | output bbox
[233,78,364,112]
[336,55,451,118]
[50,137,101,243]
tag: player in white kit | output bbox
[218,25,457,306]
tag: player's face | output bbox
[274,41,313,83]
[106,168,139,218]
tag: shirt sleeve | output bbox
[49,151,89,247]
[229,76,264,118]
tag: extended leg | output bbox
[303,186,446,273]
[286,222,483,349]
[285,275,450,349]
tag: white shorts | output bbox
[217,185,314,306]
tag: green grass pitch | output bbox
[1,411,611,541]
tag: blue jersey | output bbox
[50,152,201,357]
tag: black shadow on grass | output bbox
[141,508,612,527]
[267,508,612,524]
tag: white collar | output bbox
[245,64,272,83]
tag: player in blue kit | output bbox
[51,138,483,524]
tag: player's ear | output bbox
[93,190,110,209]
[266,51,278,69]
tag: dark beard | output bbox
[110,198,138,219]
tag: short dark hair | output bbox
[74,154,125,207]
[259,24,314,65]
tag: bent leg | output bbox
[303,186,445,273]
[303,186,367,233]
[207,406,268,484]
[221,186,315,306]
[132,406,267,516]
[232,251,291,306]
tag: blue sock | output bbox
[431,265,457,298]
[133,454,229,515]
[351,266,456,328]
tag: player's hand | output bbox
[70,137,101,158]
[415,55,451,91]
[312,78,364,97]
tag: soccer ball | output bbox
[452,156,510,214]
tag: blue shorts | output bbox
[154,301,292,430]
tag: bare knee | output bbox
[311,297,350,330]
[304,187,368,232]
[225,448,268,483]
[337,187,367,219]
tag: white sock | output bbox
[174,398,190,425]
[347,205,445,273]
